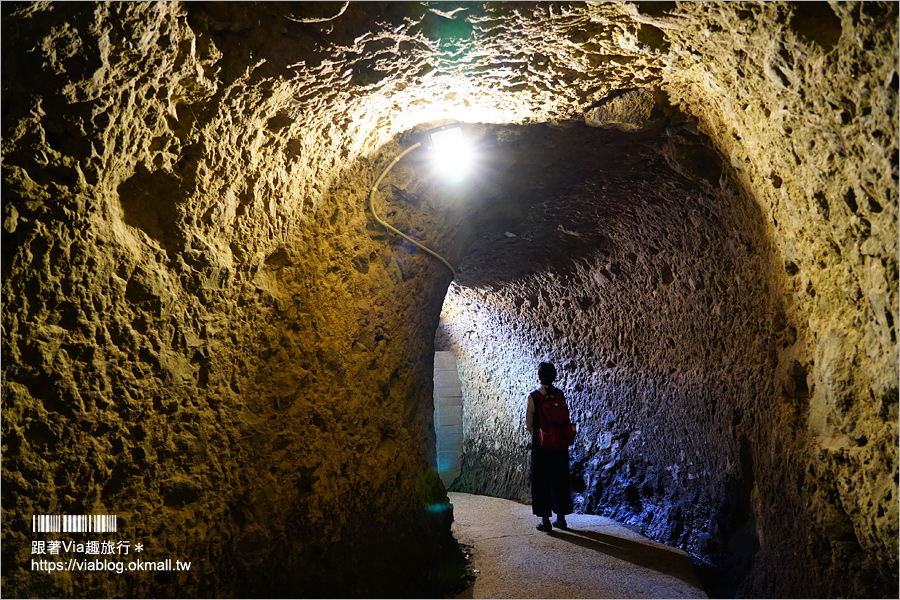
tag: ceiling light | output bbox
[366,126,468,278]
[428,125,473,180]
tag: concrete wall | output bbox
[433,351,462,488]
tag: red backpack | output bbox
[532,388,577,451]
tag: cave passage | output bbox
[1,2,896,599]
[416,120,777,598]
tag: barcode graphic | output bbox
[32,515,117,533]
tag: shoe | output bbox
[553,518,568,530]
[536,521,552,532]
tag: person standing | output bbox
[526,361,574,532]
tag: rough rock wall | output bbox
[1,1,896,598]
[440,3,899,599]
[1,3,466,597]
[661,6,899,597]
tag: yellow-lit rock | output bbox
[2,2,895,597]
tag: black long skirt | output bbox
[531,437,573,517]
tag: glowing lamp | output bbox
[366,124,473,278]
[428,125,473,179]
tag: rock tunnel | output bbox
[1,2,897,598]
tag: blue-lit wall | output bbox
[440,132,796,596]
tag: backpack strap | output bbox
[530,390,543,430]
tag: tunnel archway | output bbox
[2,2,896,599]
[379,118,792,595]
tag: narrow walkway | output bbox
[449,493,708,599]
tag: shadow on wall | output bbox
[699,437,759,598]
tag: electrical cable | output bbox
[367,141,458,278]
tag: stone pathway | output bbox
[449,492,708,599]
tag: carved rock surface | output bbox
[1,2,896,598]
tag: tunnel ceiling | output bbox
[7,0,891,297]
[358,112,723,290]
[432,121,721,287]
